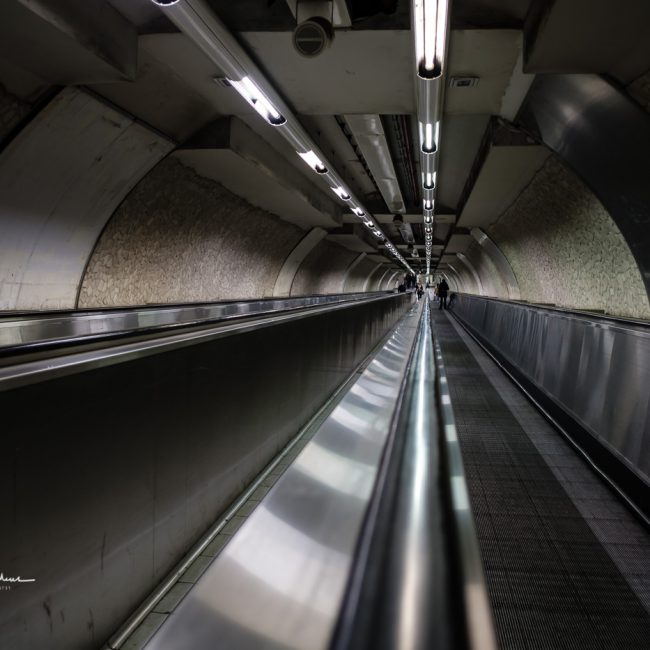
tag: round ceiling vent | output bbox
[293,17,333,57]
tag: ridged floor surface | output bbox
[432,309,650,649]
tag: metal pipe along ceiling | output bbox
[152,0,413,272]
[343,114,406,214]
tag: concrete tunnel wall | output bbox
[449,157,650,320]
[0,86,649,316]
[0,86,400,311]
[79,157,396,306]
[79,156,306,306]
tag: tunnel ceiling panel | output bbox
[374,213,431,225]
[106,0,162,28]
[458,145,550,229]
[366,254,390,263]
[88,43,222,142]
[453,0,532,26]
[327,233,377,253]
[437,114,491,211]
[446,234,473,254]
[0,0,137,84]
[238,31,416,115]
[524,0,650,83]
[445,29,521,115]
[300,115,378,199]
[173,149,342,230]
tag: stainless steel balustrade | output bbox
[0,292,409,392]
[332,297,495,650]
[140,296,494,650]
[0,290,394,352]
[1,292,413,650]
[449,292,650,520]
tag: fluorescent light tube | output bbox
[228,76,286,126]
[298,150,327,174]
[331,186,351,200]
[420,121,440,153]
[423,171,436,189]
[414,0,449,79]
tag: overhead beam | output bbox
[176,117,343,229]
[0,0,137,83]
[344,115,406,214]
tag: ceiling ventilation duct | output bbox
[293,1,335,57]
[151,0,412,272]
[293,17,333,57]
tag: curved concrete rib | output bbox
[471,228,520,299]
[447,264,464,292]
[272,227,327,296]
[441,271,459,292]
[455,254,484,295]
[0,87,173,310]
[362,263,384,292]
[375,267,394,292]
[519,74,650,302]
[384,270,400,291]
[341,253,367,292]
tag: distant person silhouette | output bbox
[438,279,449,309]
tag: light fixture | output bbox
[420,121,440,153]
[352,207,366,217]
[331,186,351,201]
[423,171,436,189]
[227,76,286,126]
[413,0,449,79]
[153,0,415,274]
[298,150,327,174]
[424,215,433,224]
[424,199,433,210]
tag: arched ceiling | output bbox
[0,0,649,311]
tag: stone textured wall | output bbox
[79,157,305,306]
[488,157,650,319]
[290,239,357,295]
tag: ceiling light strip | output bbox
[152,0,413,273]
[412,0,450,274]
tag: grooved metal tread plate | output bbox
[431,310,650,650]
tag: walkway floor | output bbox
[432,309,650,649]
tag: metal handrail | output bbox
[0,290,400,353]
[450,291,650,330]
[0,292,412,392]
[332,296,496,649]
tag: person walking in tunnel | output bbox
[438,278,449,309]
